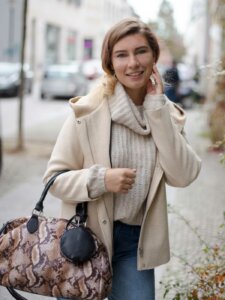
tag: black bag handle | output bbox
[6,170,88,300]
[7,287,27,300]
[34,170,87,223]
[35,170,69,212]
[27,170,88,233]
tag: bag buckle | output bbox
[32,209,43,217]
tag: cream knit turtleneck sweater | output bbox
[87,82,166,225]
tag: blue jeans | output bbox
[57,221,155,300]
[108,221,155,300]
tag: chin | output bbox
[126,80,147,90]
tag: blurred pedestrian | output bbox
[163,59,181,103]
[43,17,201,300]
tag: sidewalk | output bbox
[0,104,225,300]
[156,106,225,298]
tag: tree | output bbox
[208,0,225,152]
[17,0,28,150]
[153,0,185,61]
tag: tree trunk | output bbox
[17,0,28,150]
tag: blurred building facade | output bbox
[0,0,135,80]
[184,0,224,99]
[0,0,24,63]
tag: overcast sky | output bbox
[127,0,194,34]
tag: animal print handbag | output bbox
[0,171,112,300]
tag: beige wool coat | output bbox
[43,92,201,270]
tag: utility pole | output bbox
[17,0,28,150]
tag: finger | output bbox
[126,178,135,184]
[121,189,129,194]
[125,170,136,178]
[122,183,131,190]
[151,71,159,83]
[151,71,164,93]
[153,64,159,74]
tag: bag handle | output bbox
[34,170,87,223]
[34,170,69,212]
[7,287,27,300]
[27,170,88,233]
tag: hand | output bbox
[147,64,164,95]
[105,168,136,194]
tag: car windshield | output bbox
[44,64,80,79]
[45,70,75,79]
[0,64,19,77]
[0,63,29,77]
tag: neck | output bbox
[124,86,146,106]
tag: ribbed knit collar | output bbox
[108,82,151,135]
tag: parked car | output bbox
[41,63,88,99]
[0,62,33,97]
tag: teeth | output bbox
[128,72,142,76]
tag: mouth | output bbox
[126,71,144,78]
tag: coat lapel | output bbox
[85,99,112,168]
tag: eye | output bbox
[136,48,148,54]
[116,52,127,58]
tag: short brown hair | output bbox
[101,17,160,75]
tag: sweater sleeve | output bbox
[143,94,166,111]
[87,165,107,198]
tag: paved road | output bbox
[0,101,225,299]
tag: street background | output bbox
[0,88,225,299]
[0,0,225,299]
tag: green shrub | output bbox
[160,206,225,300]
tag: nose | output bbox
[128,54,139,68]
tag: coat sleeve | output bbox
[145,100,201,187]
[42,113,98,203]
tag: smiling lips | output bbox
[126,71,144,78]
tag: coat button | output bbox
[102,220,107,225]
[139,247,144,257]
[77,120,81,124]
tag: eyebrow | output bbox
[113,45,150,54]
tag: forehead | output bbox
[113,33,149,52]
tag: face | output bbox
[111,33,155,102]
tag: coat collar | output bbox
[71,96,112,168]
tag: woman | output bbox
[43,17,201,300]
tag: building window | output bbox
[74,0,82,7]
[67,0,82,7]
[45,24,60,65]
[83,38,93,60]
[67,30,77,61]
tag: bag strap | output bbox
[7,287,27,300]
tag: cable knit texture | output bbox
[87,82,166,225]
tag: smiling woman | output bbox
[43,17,201,300]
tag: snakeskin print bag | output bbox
[0,171,112,300]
